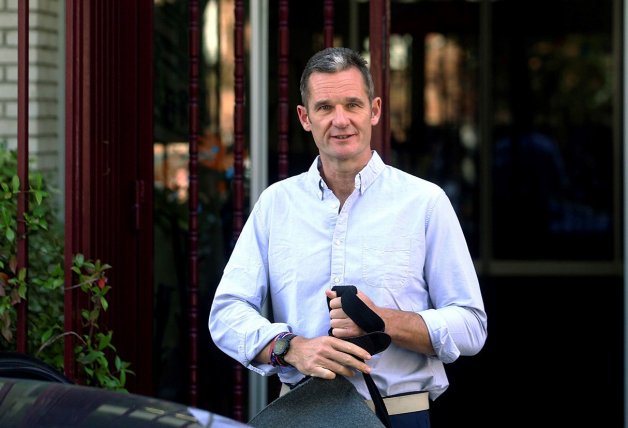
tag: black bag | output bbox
[249,375,385,428]
[249,286,392,428]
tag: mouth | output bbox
[332,134,354,140]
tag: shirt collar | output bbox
[307,150,385,200]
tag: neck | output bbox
[319,156,368,207]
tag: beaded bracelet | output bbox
[269,332,295,367]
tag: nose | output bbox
[332,106,349,128]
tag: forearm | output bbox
[378,307,435,355]
[255,338,274,365]
[254,334,373,379]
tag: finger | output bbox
[330,325,359,339]
[329,307,348,320]
[324,336,370,358]
[329,344,372,373]
[310,366,337,380]
[311,357,359,378]
[327,295,341,310]
[329,356,370,377]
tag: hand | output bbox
[283,335,372,379]
[325,288,378,338]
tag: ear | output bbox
[297,105,311,131]
[370,97,382,125]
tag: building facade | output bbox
[1,1,624,426]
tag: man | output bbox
[209,47,487,428]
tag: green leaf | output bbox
[100,296,109,311]
[97,332,112,351]
[34,190,44,205]
[81,350,103,365]
[11,176,19,192]
[114,355,122,371]
[41,328,53,342]
[17,281,26,299]
[32,174,42,189]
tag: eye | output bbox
[318,105,332,111]
[346,102,364,110]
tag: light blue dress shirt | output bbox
[209,151,488,401]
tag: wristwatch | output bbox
[270,332,297,367]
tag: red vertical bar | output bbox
[277,0,289,180]
[135,0,155,395]
[94,2,102,256]
[369,0,391,163]
[64,0,86,382]
[188,0,200,407]
[232,0,245,421]
[323,0,334,48]
[16,0,29,353]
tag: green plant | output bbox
[0,145,133,391]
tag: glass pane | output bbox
[153,0,191,404]
[153,0,237,412]
[389,1,481,257]
[491,0,615,260]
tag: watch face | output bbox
[273,338,290,355]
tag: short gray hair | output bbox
[299,47,375,108]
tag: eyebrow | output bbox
[312,96,365,110]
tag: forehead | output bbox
[307,68,368,104]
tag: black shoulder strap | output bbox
[328,285,392,428]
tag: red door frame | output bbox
[64,0,154,395]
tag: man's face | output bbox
[297,67,381,164]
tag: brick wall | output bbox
[0,0,63,180]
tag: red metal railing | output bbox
[232,0,246,421]
[16,0,29,354]
[277,0,289,180]
[188,0,200,407]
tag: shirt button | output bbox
[334,277,340,284]
[334,239,340,246]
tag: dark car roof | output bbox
[0,377,250,427]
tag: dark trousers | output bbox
[389,410,431,428]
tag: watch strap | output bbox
[270,332,296,367]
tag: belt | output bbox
[282,383,429,416]
[365,392,429,416]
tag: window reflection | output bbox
[491,2,614,260]
[388,21,480,256]
[153,0,238,412]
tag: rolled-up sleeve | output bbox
[420,191,488,363]
[208,199,291,376]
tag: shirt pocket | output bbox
[361,236,411,289]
